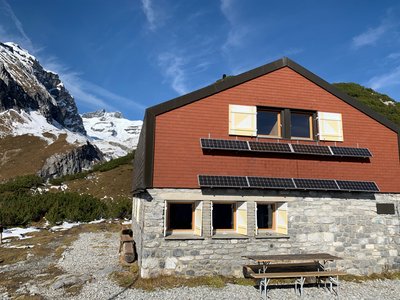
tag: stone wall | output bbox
[132,189,400,278]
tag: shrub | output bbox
[92,152,135,173]
[106,197,132,219]
[0,175,44,193]
[44,193,107,224]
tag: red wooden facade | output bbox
[151,66,400,192]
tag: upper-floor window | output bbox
[257,109,282,137]
[256,107,315,140]
[290,111,314,140]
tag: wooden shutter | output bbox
[317,112,344,141]
[254,202,258,235]
[194,201,203,236]
[276,203,288,234]
[210,202,213,235]
[236,202,248,235]
[229,105,257,136]
[163,201,168,237]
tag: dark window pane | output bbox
[291,113,312,138]
[257,111,280,136]
[213,203,234,229]
[257,204,273,229]
[169,203,193,230]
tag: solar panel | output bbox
[198,175,249,188]
[293,178,339,190]
[200,138,249,151]
[291,144,332,156]
[248,141,292,153]
[336,180,379,192]
[330,146,372,157]
[248,177,295,189]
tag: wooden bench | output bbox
[245,266,347,299]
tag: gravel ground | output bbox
[3,230,400,300]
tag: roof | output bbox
[132,57,400,193]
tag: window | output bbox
[212,202,247,235]
[213,203,235,231]
[168,203,193,231]
[256,107,315,140]
[256,202,288,235]
[290,111,313,140]
[257,109,281,137]
[257,203,275,230]
[164,201,203,236]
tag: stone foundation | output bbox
[132,189,400,278]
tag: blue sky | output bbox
[0,0,399,120]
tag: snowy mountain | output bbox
[82,109,142,159]
[0,42,141,179]
[0,42,85,134]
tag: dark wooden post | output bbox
[0,225,3,244]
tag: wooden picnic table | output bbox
[244,253,342,264]
[243,253,345,299]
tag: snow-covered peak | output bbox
[0,41,86,134]
[82,109,123,119]
[0,109,87,145]
[2,42,37,67]
[82,110,142,159]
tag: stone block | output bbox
[173,249,184,257]
[165,257,178,269]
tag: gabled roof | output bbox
[133,57,400,193]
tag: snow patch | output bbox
[2,227,40,240]
[0,109,88,145]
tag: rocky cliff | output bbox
[0,42,86,134]
[39,142,104,178]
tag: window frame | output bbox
[256,108,282,138]
[166,201,195,234]
[289,110,315,140]
[212,202,237,233]
[256,107,317,141]
[256,203,276,231]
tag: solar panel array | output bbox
[330,146,372,157]
[291,144,332,156]
[247,177,295,189]
[200,138,372,158]
[248,141,292,153]
[198,175,248,188]
[200,139,248,151]
[336,180,379,192]
[198,175,379,192]
[293,178,339,190]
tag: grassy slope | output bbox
[0,133,75,181]
[66,163,133,199]
[333,82,400,127]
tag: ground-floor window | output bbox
[212,202,247,235]
[256,202,288,235]
[213,203,236,231]
[164,201,202,236]
[257,203,275,230]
